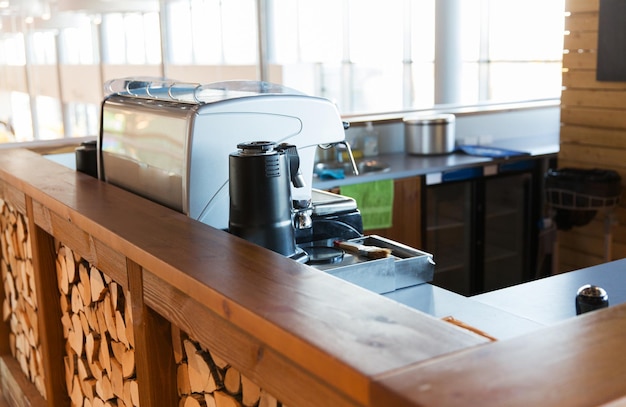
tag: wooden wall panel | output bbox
[562,71,626,90]
[560,125,626,148]
[565,0,599,13]
[563,31,598,51]
[561,89,626,108]
[558,0,626,272]
[561,107,626,128]
[563,12,598,32]
[558,144,626,168]
[562,52,597,70]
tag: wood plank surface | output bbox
[559,244,606,272]
[561,89,626,109]
[560,125,626,148]
[564,11,598,32]
[0,183,25,218]
[371,303,626,407]
[562,71,626,91]
[554,156,626,269]
[30,200,127,288]
[559,231,608,259]
[25,197,69,407]
[561,107,626,129]
[126,260,177,407]
[0,149,488,407]
[0,356,46,407]
[143,270,361,407]
[0,143,622,405]
[558,142,626,168]
[562,51,597,70]
[563,30,598,51]
[0,182,15,356]
[142,256,487,406]
[566,0,599,13]
[558,0,626,271]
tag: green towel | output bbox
[341,180,394,230]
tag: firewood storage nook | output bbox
[0,148,626,407]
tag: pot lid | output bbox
[403,113,455,125]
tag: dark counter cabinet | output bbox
[424,158,549,296]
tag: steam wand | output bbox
[334,140,360,176]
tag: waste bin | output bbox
[545,168,622,230]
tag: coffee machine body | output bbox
[98,79,347,232]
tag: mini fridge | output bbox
[423,160,541,296]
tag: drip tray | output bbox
[301,235,435,294]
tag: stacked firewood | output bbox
[0,199,45,398]
[57,244,138,407]
[173,329,283,407]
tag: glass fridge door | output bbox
[426,181,474,296]
[483,173,532,292]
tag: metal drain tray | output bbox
[306,235,435,294]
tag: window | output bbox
[66,102,99,137]
[101,12,161,64]
[0,1,565,140]
[10,92,32,141]
[2,34,26,65]
[270,0,564,113]
[30,31,64,140]
[35,95,63,140]
[165,0,256,65]
[63,25,96,64]
[485,0,564,102]
[271,0,433,112]
[31,31,56,64]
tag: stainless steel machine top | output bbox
[99,78,347,231]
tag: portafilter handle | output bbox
[276,143,312,231]
[278,143,306,188]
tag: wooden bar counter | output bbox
[0,147,624,407]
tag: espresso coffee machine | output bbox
[98,78,352,232]
[97,78,434,293]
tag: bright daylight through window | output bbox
[0,0,565,140]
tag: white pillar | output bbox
[434,0,463,105]
[158,0,170,78]
[256,0,269,82]
[23,29,40,139]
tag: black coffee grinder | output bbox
[228,141,309,263]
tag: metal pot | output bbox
[403,113,455,155]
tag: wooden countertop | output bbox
[0,148,488,406]
[3,147,626,406]
[372,303,626,406]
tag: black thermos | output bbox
[575,284,609,315]
[75,140,98,178]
